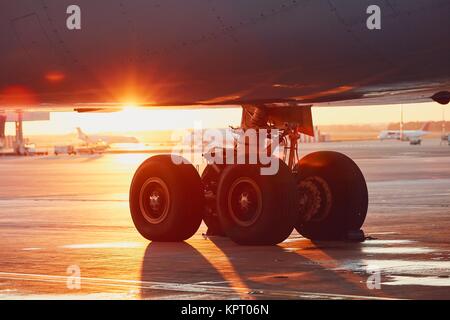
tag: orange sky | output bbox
[4,102,447,136]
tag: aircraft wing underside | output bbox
[0,0,449,111]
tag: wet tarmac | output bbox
[0,140,449,300]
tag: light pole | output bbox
[400,104,404,141]
[442,107,447,146]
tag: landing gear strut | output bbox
[129,105,369,245]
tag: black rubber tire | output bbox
[294,151,368,241]
[217,160,297,245]
[201,164,226,236]
[129,155,203,242]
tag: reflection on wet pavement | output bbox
[0,141,449,299]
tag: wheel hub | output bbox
[228,178,262,227]
[149,191,162,211]
[298,176,332,223]
[139,178,170,224]
[238,192,251,210]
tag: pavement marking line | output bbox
[0,271,397,300]
[61,242,143,249]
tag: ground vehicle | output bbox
[54,145,76,156]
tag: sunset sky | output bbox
[4,102,447,136]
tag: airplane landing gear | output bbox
[129,105,369,245]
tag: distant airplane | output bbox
[76,128,139,145]
[378,122,432,145]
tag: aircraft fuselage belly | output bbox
[0,0,449,108]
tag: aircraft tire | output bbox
[129,155,203,242]
[217,160,297,245]
[294,151,368,241]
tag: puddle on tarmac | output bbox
[363,240,416,245]
[361,247,436,254]
[283,239,440,256]
[337,259,450,276]
[383,275,450,287]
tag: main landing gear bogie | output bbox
[129,150,369,246]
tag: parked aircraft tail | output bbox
[76,127,89,141]
[421,122,432,132]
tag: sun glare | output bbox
[4,102,445,137]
